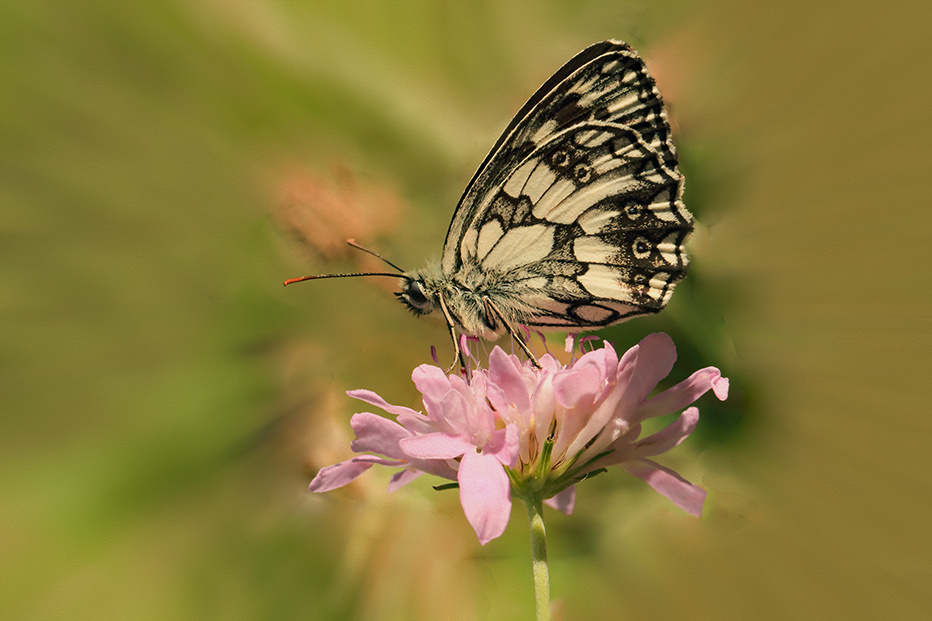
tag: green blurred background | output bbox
[2,1,929,619]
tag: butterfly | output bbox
[285,40,692,369]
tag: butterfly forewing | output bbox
[440,40,690,332]
[442,40,682,276]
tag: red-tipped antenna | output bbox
[283,272,401,286]
[283,239,406,287]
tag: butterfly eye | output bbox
[399,277,433,314]
[408,285,428,306]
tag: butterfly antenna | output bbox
[346,239,406,273]
[284,239,406,286]
[283,272,401,286]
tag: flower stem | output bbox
[525,494,551,621]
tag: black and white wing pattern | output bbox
[442,40,691,330]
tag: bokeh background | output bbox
[2,1,929,619]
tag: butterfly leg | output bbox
[437,292,470,376]
[484,299,542,369]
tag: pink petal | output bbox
[450,374,494,440]
[624,333,677,406]
[634,407,700,457]
[395,411,435,435]
[582,424,642,469]
[614,339,639,382]
[558,378,627,459]
[308,455,403,492]
[485,382,510,415]
[400,432,471,459]
[637,367,728,420]
[553,355,606,408]
[448,373,472,395]
[489,347,531,412]
[532,374,557,444]
[545,486,576,515]
[621,458,706,517]
[538,354,564,373]
[557,341,637,456]
[595,340,619,377]
[712,375,730,401]
[483,424,521,468]
[458,450,513,545]
[347,389,421,418]
[411,364,452,401]
[416,373,474,433]
[349,412,411,458]
[412,364,458,425]
[387,468,423,492]
[553,341,621,410]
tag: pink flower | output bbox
[309,333,728,544]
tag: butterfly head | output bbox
[396,272,441,317]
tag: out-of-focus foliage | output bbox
[2,1,929,619]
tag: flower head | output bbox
[309,333,728,544]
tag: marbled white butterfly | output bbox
[285,40,692,368]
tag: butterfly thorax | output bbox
[397,262,535,340]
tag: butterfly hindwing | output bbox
[459,120,690,329]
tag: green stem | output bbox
[525,494,551,621]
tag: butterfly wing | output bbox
[442,40,691,328]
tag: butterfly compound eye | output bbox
[398,277,433,314]
[408,283,428,306]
